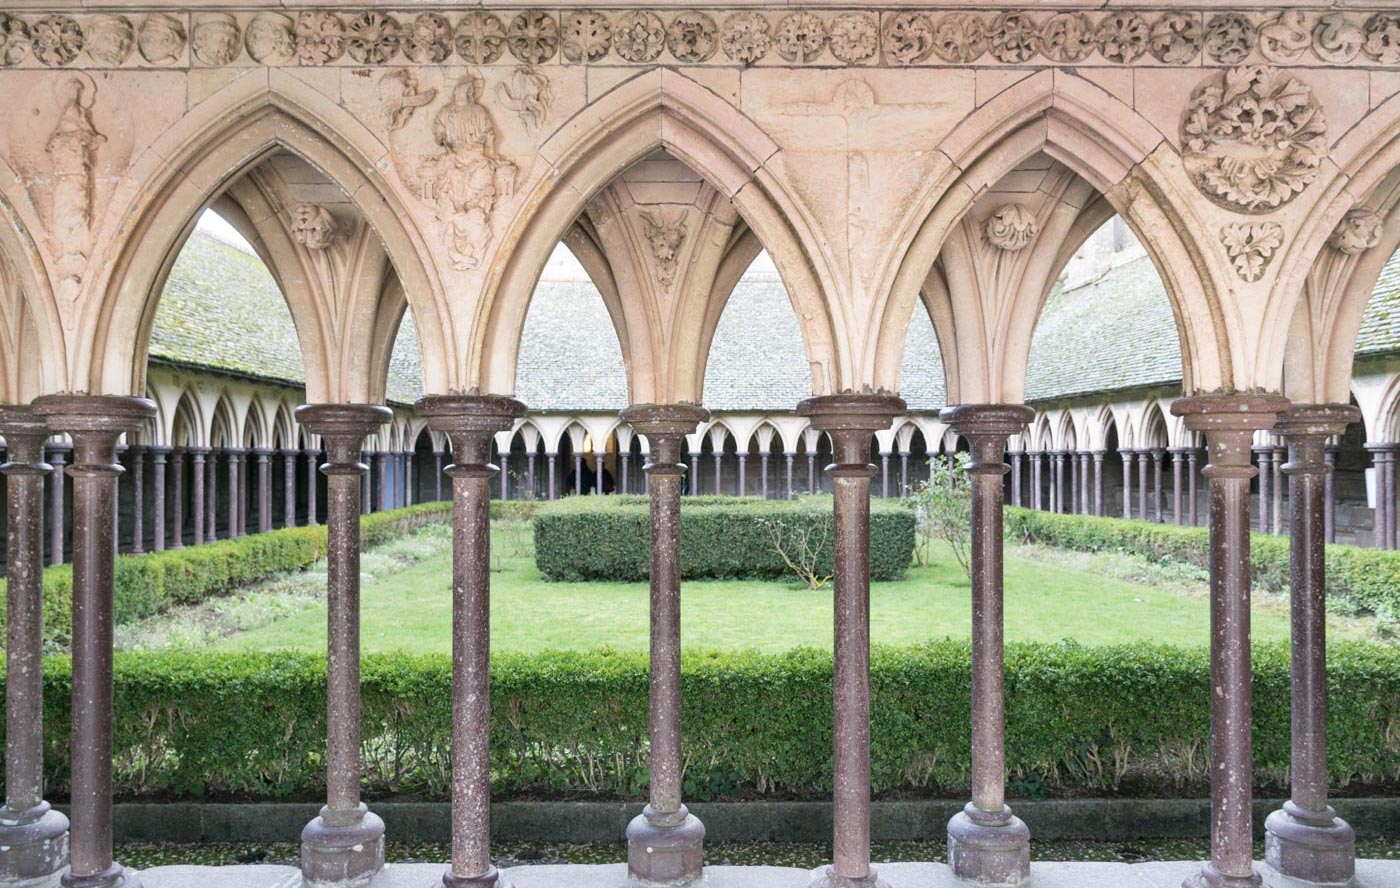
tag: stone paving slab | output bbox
[136,859,1400,888]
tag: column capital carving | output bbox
[297,403,392,465]
[416,394,525,465]
[1275,403,1359,441]
[0,405,51,467]
[1173,393,1290,471]
[801,393,904,466]
[33,394,154,470]
[939,403,1034,439]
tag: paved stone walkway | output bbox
[138,859,1400,887]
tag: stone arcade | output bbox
[2,4,1400,888]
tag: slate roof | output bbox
[154,229,1400,412]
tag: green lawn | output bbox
[212,523,1369,654]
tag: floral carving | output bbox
[456,12,505,65]
[1220,222,1283,282]
[32,15,83,67]
[1328,209,1384,255]
[346,12,400,65]
[1312,14,1363,64]
[1258,11,1310,63]
[295,12,345,66]
[1204,13,1256,64]
[193,14,241,66]
[721,13,770,65]
[498,66,552,134]
[87,15,134,67]
[1182,66,1327,213]
[884,13,935,65]
[0,13,30,67]
[403,13,451,64]
[138,13,184,66]
[563,11,611,63]
[828,13,876,64]
[1042,13,1094,63]
[988,13,1040,64]
[640,209,688,288]
[931,13,986,64]
[1148,13,1201,65]
[613,11,663,63]
[1363,14,1400,65]
[774,12,826,63]
[667,13,718,64]
[1095,13,1149,64]
[245,12,294,65]
[508,11,559,64]
[985,204,1038,252]
[291,204,338,250]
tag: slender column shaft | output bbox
[170,450,184,549]
[1137,451,1149,521]
[1272,447,1285,537]
[1172,450,1186,525]
[226,450,240,541]
[1009,452,1021,507]
[880,452,890,498]
[1093,451,1105,516]
[689,454,700,495]
[1324,446,1338,544]
[1122,451,1133,519]
[435,451,446,502]
[574,455,583,496]
[1388,451,1398,550]
[1030,453,1041,511]
[1081,452,1092,514]
[595,453,605,495]
[1054,452,1065,513]
[900,452,910,497]
[713,453,722,494]
[238,451,249,536]
[761,452,770,499]
[130,447,145,555]
[1175,394,1286,888]
[499,451,509,500]
[544,453,555,501]
[737,453,747,496]
[151,448,168,551]
[380,452,393,510]
[1070,451,1080,514]
[1152,449,1164,523]
[205,451,217,541]
[360,453,372,515]
[306,450,319,525]
[283,450,298,528]
[1256,446,1273,535]
[191,450,206,546]
[527,452,537,499]
[808,453,816,494]
[786,453,795,499]
[48,446,67,566]
[1189,450,1200,527]
[35,394,153,888]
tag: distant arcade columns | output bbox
[47,444,68,566]
[1366,443,1398,549]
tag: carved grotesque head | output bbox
[138,12,186,65]
[290,203,338,250]
[193,13,241,65]
[640,211,686,266]
[246,12,295,64]
[1329,208,1384,256]
[86,15,135,66]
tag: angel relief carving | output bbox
[389,72,517,272]
[45,73,105,306]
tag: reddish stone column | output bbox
[1171,449,1187,525]
[294,405,392,888]
[1136,450,1149,521]
[253,448,272,534]
[1092,451,1105,516]
[150,446,168,551]
[417,396,523,888]
[1121,450,1134,519]
[190,449,206,545]
[206,450,218,541]
[1272,446,1285,537]
[712,452,722,495]
[47,444,68,566]
[760,452,770,498]
[1265,405,1358,883]
[689,454,700,495]
[306,449,320,524]
[283,449,299,528]
[808,452,817,494]
[1255,445,1274,535]
[225,449,242,538]
[170,448,185,549]
[543,452,554,501]
[1189,449,1201,526]
[0,407,69,885]
[1008,452,1021,507]
[1324,445,1338,544]
[1054,451,1067,513]
[526,452,537,499]
[1028,453,1039,510]
[787,453,796,499]
[737,453,748,496]
[799,394,904,888]
[34,394,154,888]
[942,404,1033,885]
[1068,451,1079,514]
[1152,449,1165,523]
[1079,451,1092,514]
[237,450,249,536]
[622,405,709,886]
[128,445,145,554]
[1173,393,1289,888]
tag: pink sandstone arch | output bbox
[0,165,67,398]
[77,74,451,401]
[474,68,843,402]
[869,69,1232,402]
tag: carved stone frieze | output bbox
[1328,208,1384,255]
[0,9,1397,69]
[640,209,688,288]
[1182,66,1327,213]
[985,204,1037,252]
[1220,222,1283,282]
[291,203,339,250]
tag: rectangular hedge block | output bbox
[533,495,915,582]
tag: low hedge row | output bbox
[8,641,1398,802]
[533,495,915,582]
[0,501,451,643]
[1006,507,1400,617]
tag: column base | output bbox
[300,804,385,888]
[59,864,141,888]
[0,803,69,887]
[806,864,891,888]
[947,803,1030,886]
[626,805,705,887]
[1181,863,1263,888]
[1265,803,1356,884]
[437,864,513,888]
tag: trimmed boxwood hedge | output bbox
[533,495,915,582]
[8,641,1399,802]
[0,501,451,643]
[1006,507,1400,617]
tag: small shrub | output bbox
[762,497,834,589]
[905,454,972,577]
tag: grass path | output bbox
[207,523,1371,655]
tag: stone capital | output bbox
[800,393,904,465]
[416,394,524,466]
[0,405,51,466]
[939,403,1033,439]
[1172,393,1290,471]
[1274,403,1359,442]
[33,395,155,468]
[296,403,391,465]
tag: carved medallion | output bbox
[245,12,294,65]
[402,13,450,64]
[640,209,688,288]
[346,12,400,65]
[0,13,30,67]
[884,12,935,65]
[1148,13,1201,65]
[988,13,1040,64]
[667,12,718,64]
[508,11,559,64]
[1258,11,1310,63]
[721,12,770,65]
[1328,209,1384,255]
[1363,14,1400,65]
[86,15,134,66]
[291,204,339,250]
[613,11,663,63]
[1312,14,1363,64]
[1220,222,1283,282]
[295,11,345,66]
[193,14,242,66]
[456,12,505,65]
[828,13,877,64]
[985,204,1038,252]
[1041,12,1095,63]
[498,66,552,134]
[138,13,185,66]
[1096,13,1149,64]
[774,12,826,64]
[563,11,611,63]
[1204,13,1256,64]
[32,15,83,67]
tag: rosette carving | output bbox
[721,12,770,65]
[508,11,559,64]
[931,13,987,64]
[32,15,83,67]
[774,12,826,63]
[884,13,935,65]
[1042,12,1094,63]
[985,204,1038,252]
[666,12,718,64]
[988,13,1040,64]
[346,12,400,65]
[403,13,451,64]
[1204,13,1256,64]
[613,11,663,63]
[563,11,611,62]
[1148,13,1201,65]
[1220,222,1283,282]
[295,12,345,66]
[456,12,505,65]
[1363,13,1400,64]
[1095,13,1149,64]
[828,13,876,64]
